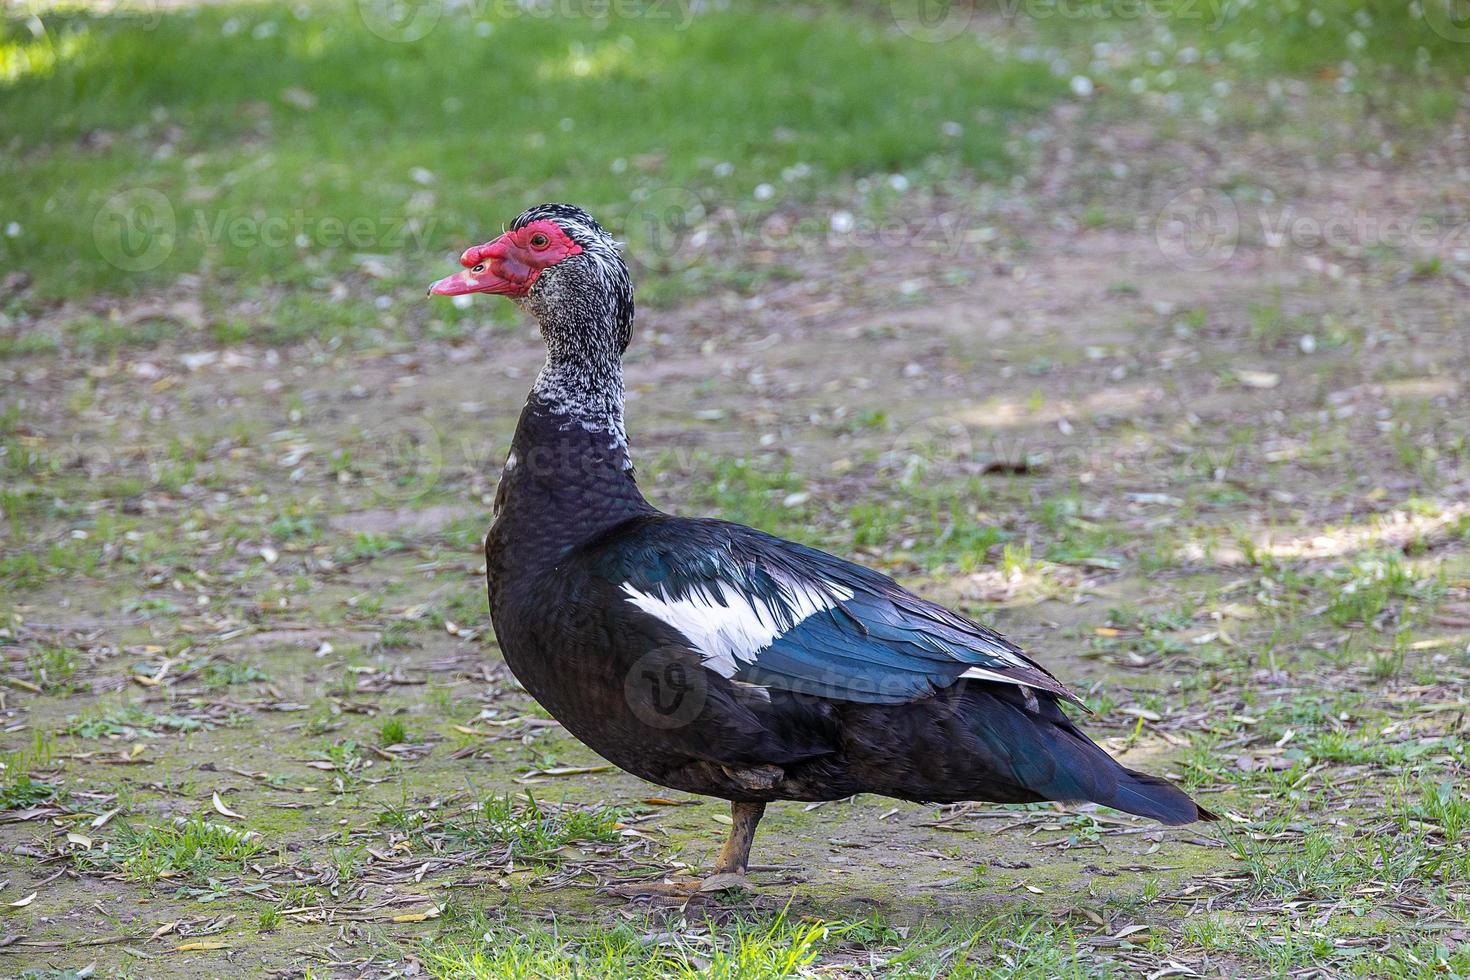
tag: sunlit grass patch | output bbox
[423,912,841,980]
[1321,552,1440,628]
[0,0,1058,306]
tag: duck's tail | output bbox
[958,683,1217,825]
[1094,762,1217,825]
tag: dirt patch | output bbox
[329,505,478,537]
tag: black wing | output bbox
[582,515,1079,707]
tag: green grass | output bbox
[421,908,1167,979]
[378,715,408,746]
[424,912,841,979]
[689,455,815,541]
[66,704,213,738]
[1321,552,1436,628]
[0,731,59,812]
[850,493,1010,572]
[467,793,621,857]
[81,815,264,883]
[200,659,271,689]
[24,644,82,693]
[1002,0,1470,121]
[0,0,1058,309]
[0,773,57,810]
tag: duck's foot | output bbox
[610,872,752,902]
[613,800,767,904]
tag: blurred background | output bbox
[3,0,1467,318]
[2,1,1469,977]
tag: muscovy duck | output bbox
[428,203,1214,892]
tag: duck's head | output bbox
[428,203,635,359]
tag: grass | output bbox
[466,793,621,858]
[66,704,214,738]
[423,911,841,979]
[0,730,58,811]
[420,908,1204,979]
[0,773,57,810]
[0,0,1059,308]
[80,815,264,883]
[999,0,1470,131]
[378,715,408,746]
[200,659,271,689]
[1322,552,1436,627]
[24,644,81,693]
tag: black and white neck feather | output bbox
[512,204,636,471]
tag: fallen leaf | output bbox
[1236,369,1280,389]
[699,873,750,893]
[1119,707,1163,722]
[390,906,442,923]
[212,792,243,819]
[174,941,229,951]
[515,765,611,781]
[7,893,37,908]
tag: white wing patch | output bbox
[621,574,852,677]
[961,666,1044,711]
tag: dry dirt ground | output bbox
[2,105,1469,976]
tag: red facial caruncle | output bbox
[427,219,583,298]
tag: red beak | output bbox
[426,267,513,297]
[426,235,524,298]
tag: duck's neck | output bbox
[492,347,651,563]
[529,353,630,471]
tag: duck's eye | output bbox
[471,264,486,273]
[529,233,550,249]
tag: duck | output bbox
[428,203,1214,894]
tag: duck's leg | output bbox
[712,800,765,875]
[612,800,767,900]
